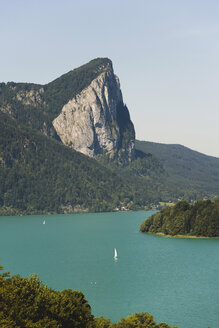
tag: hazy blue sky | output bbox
[1,0,219,157]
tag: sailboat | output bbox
[43,220,46,225]
[114,248,118,260]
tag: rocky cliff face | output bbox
[52,62,135,165]
[0,58,135,166]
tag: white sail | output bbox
[43,220,46,224]
[114,248,118,259]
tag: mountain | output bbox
[0,58,135,166]
[136,140,219,198]
[1,58,219,215]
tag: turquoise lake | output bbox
[0,211,218,328]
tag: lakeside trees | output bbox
[140,199,219,237]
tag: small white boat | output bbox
[43,220,46,225]
[114,248,118,260]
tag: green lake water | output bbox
[0,211,218,328]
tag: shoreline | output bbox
[0,208,157,218]
[144,232,219,239]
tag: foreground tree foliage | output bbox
[0,273,94,328]
[140,199,219,237]
[110,313,177,328]
[0,268,177,328]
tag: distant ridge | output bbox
[135,140,219,196]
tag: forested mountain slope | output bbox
[0,110,177,215]
[0,111,136,215]
[136,140,219,197]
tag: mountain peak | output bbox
[52,58,135,165]
[0,58,135,166]
[49,57,113,86]
[82,57,113,72]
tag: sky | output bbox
[1,0,219,157]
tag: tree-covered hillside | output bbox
[0,107,199,216]
[100,147,211,207]
[0,111,138,215]
[136,140,219,198]
[140,199,219,237]
[1,106,213,215]
[0,109,187,215]
[100,151,171,206]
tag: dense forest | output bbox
[0,266,177,328]
[0,110,175,215]
[99,148,209,208]
[0,107,212,215]
[140,199,219,237]
[136,140,219,198]
[0,110,204,215]
[0,111,139,215]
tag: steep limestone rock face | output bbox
[0,58,135,166]
[52,65,135,165]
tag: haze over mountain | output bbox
[0,58,218,215]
